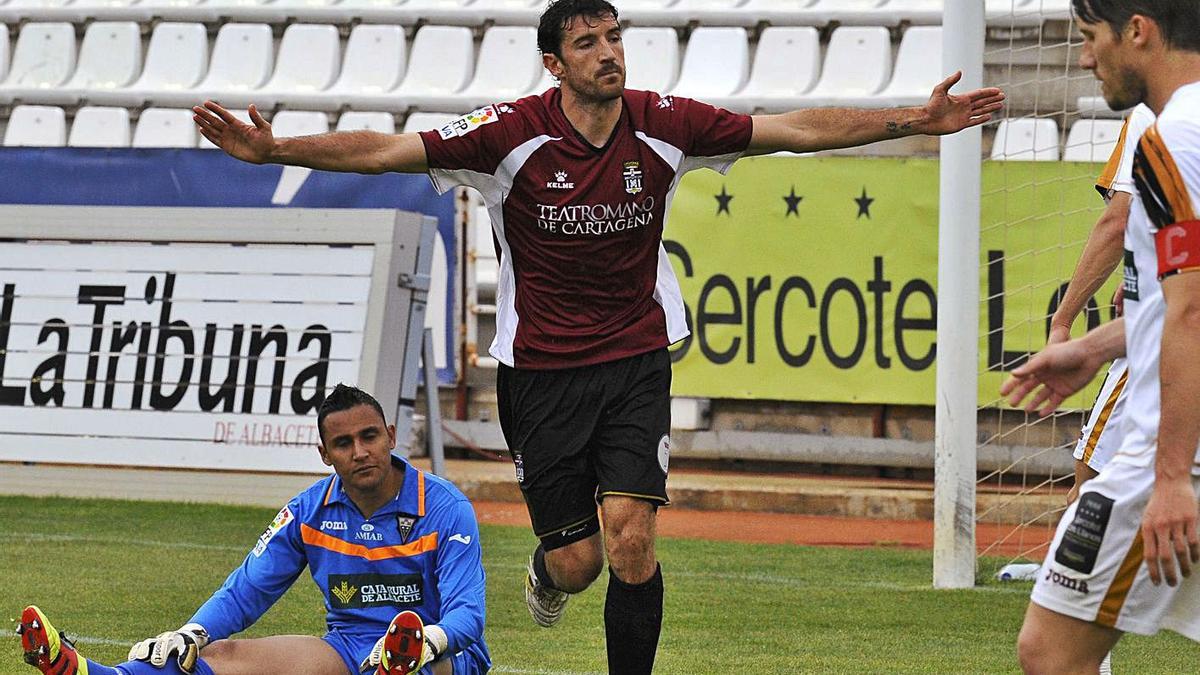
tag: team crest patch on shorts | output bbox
[1055,492,1114,574]
[657,434,670,475]
[438,105,500,140]
[252,505,294,557]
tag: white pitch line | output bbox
[0,629,130,647]
[0,531,246,552]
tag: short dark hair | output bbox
[537,0,620,58]
[1073,0,1200,52]
[317,384,387,444]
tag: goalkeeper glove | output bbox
[359,612,447,675]
[128,623,210,674]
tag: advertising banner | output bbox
[0,148,458,384]
[666,156,1114,407]
[0,242,367,472]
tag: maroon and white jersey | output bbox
[420,88,752,369]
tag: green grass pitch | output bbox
[2,496,1197,674]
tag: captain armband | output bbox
[1154,220,1200,279]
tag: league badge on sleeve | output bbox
[438,105,501,140]
[252,505,294,557]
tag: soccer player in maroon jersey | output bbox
[194,1,1003,670]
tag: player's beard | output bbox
[566,67,625,104]
[1100,62,1146,112]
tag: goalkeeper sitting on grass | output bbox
[18,384,490,675]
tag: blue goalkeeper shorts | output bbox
[322,628,486,675]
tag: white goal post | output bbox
[933,0,985,589]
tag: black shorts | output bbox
[497,348,672,550]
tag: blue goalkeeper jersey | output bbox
[190,457,490,669]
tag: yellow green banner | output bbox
[665,156,1119,407]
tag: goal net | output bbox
[971,2,1125,581]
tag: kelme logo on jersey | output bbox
[326,574,424,609]
[547,170,575,190]
[623,161,643,195]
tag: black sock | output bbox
[605,563,663,675]
[532,544,563,591]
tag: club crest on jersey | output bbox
[623,161,643,195]
[437,105,500,140]
[547,170,575,190]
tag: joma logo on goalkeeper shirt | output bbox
[327,573,424,608]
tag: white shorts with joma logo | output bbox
[1032,453,1200,640]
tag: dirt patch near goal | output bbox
[472,500,1055,556]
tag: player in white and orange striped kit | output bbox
[1005,1,1200,672]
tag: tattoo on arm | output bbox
[886,120,913,134]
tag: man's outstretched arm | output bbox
[193,101,429,174]
[745,71,1005,155]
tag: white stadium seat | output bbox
[738,0,822,26]
[339,0,403,7]
[3,0,71,7]
[1077,95,1129,119]
[622,27,679,94]
[798,26,892,107]
[706,26,819,113]
[471,0,541,25]
[213,24,328,108]
[872,25,943,107]
[990,118,1061,161]
[634,0,748,27]
[132,108,198,147]
[31,22,143,106]
[68,106,131,147]
[369,25,473,113]
[74,0,137,7]
[250,24,341,109]
[288,24,406,112]
[3,105,67,146]
[270,110,329,137]
[93,22,207,108]
[987,0,1071,25]
[424,26,541,111]
[1063,119,1125,162]
[336,111,396,134]
[669,27,749,100]
[0,23,76,103]
[401,111,458,134]
[399,0,475,25]
[155,23,273,108]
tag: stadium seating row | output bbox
[2,103,1124,162]
[1,103,454,145]
[0,0,1071,29]
[0,21,948,114]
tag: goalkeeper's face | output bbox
[545,12,625,104]
[317,404,398,495]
